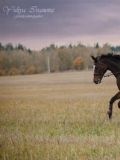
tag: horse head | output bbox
[91,55,108,84]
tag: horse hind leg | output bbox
[107,91,120,119]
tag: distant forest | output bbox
[0,42,120,76]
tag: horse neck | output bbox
[106,59,120,78]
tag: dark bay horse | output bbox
[91,53,120,119]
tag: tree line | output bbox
[0,42,119,76]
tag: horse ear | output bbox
[91,56,97,63]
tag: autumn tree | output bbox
[0,42,117,76]
[73,57,84,70]
[58,47,72,71]
[5,43,14,51]
[17,44,25,50]
[0,43,4,50]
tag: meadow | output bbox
[0,71,120,160]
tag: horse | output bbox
[91,53,120,119]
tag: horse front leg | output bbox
[107,91,120,119]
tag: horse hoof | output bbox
[107,111,112,119]
[118,101,120,109]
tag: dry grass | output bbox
[0,71,120,160]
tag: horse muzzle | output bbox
[94,78,101,84]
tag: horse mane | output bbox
[100,53,120,61]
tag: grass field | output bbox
[0,71,120,160]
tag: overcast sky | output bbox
[0,0,120,50]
